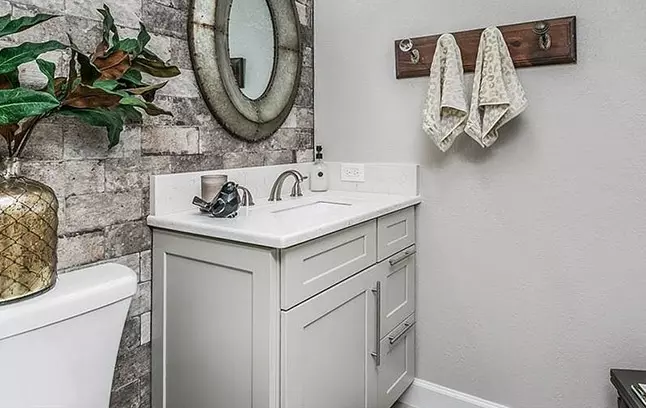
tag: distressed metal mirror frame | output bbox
[188,0,302,141]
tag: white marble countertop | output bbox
[147,190,421,248]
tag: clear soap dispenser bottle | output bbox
[310,145,329,192]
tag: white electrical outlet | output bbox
[341,163,365,182]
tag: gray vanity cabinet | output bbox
[151,207,417,408]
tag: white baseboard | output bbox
[398,378,509,408]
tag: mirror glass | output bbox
[228,0,275,100]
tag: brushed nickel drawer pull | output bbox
[389,248,416,267]
[388,322,415,346]
[370,281,382,367]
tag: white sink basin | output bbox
[271,201,352,215]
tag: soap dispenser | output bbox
[310,145,329,192]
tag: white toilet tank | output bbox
[0,263,137,408]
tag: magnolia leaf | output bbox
[142,102,172,116]
[136,23,151,55]
[59,107,124,148]
[120,96,172,117]
[93,79,121,91]
[0,40,67,75]
[115,104,143,123]
[126,81,167,102]
[64,49,79,99]
[97,5,119,48]
[0,70,19,89]
[120,69,146,87]
[62,84,123,109]
[0,13,59,39]
[94,49,131,80]
[36,59,56,95]
[53,77,66,98]
[0,88,60,125]
[131,53,180,78]
[67,34,101,84]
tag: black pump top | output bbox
[316,145,323,160]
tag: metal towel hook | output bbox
[533,21,552,50]
[399,38,420,64]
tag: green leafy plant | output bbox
[0,5,180,157]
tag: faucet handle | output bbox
[237,185,255,207]
[290,176,308,197]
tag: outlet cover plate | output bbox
[341,163,365,182]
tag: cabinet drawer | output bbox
[380,246,416,338]
[377,207,416,262]
[281,220,377,309]
[378,314,416,408]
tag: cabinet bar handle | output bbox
[370,281,382,367]
[388,322,415,346]
[389,247,416,267]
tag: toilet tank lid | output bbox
[0,263,137,341]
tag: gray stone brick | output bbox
[296,149,314,163]
[128,281,151,317]
[284,107,314,129]
[143,96,212,127]
[66,0,143,29]
[142,126,199,155]
[105,221,151,258]
[65,160,105,197]
[259,128,313,151]
[65,191,143,232]
[223,151,264,169]
[112,344,151,390]
[105,156,173,193]
[264,150,295,166]
[303,46,313,68]
[139,373,152,408]
[199,123,249,154]
[107,253,141,276]
[119,316,141,354]
[110,380,139,408]
[152,69,200,98]
[140,312,151,345]
[296,2,309,26]
[58,231,105,270]
[170,154,223,174]
[168,36,192,70]
[21,122,64,161]
[21,160,66,203]
[150,0,187,10]
[139,250,151,282]
[295,66,314,107]
[64,122,141,160]
[141,0,186,39]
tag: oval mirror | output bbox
[229,0,275,99]
[188,0,302,142]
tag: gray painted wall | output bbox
[315,1,646,407]
[3,0,313,406]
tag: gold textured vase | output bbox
[0,157,59,304]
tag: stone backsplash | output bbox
[1,0,314,407]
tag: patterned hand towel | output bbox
[422,34,468,152]
[465,27,528,147]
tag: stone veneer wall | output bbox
[1,0,314,406]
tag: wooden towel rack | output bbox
[395,16,577,79]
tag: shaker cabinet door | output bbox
[281,265,380,408]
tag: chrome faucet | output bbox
[268,170,307,201]
[237,185,255,207]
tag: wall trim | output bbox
[399,378,510,408]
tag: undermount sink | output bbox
[271,200,352,216]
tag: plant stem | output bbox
[12,116,42,158]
